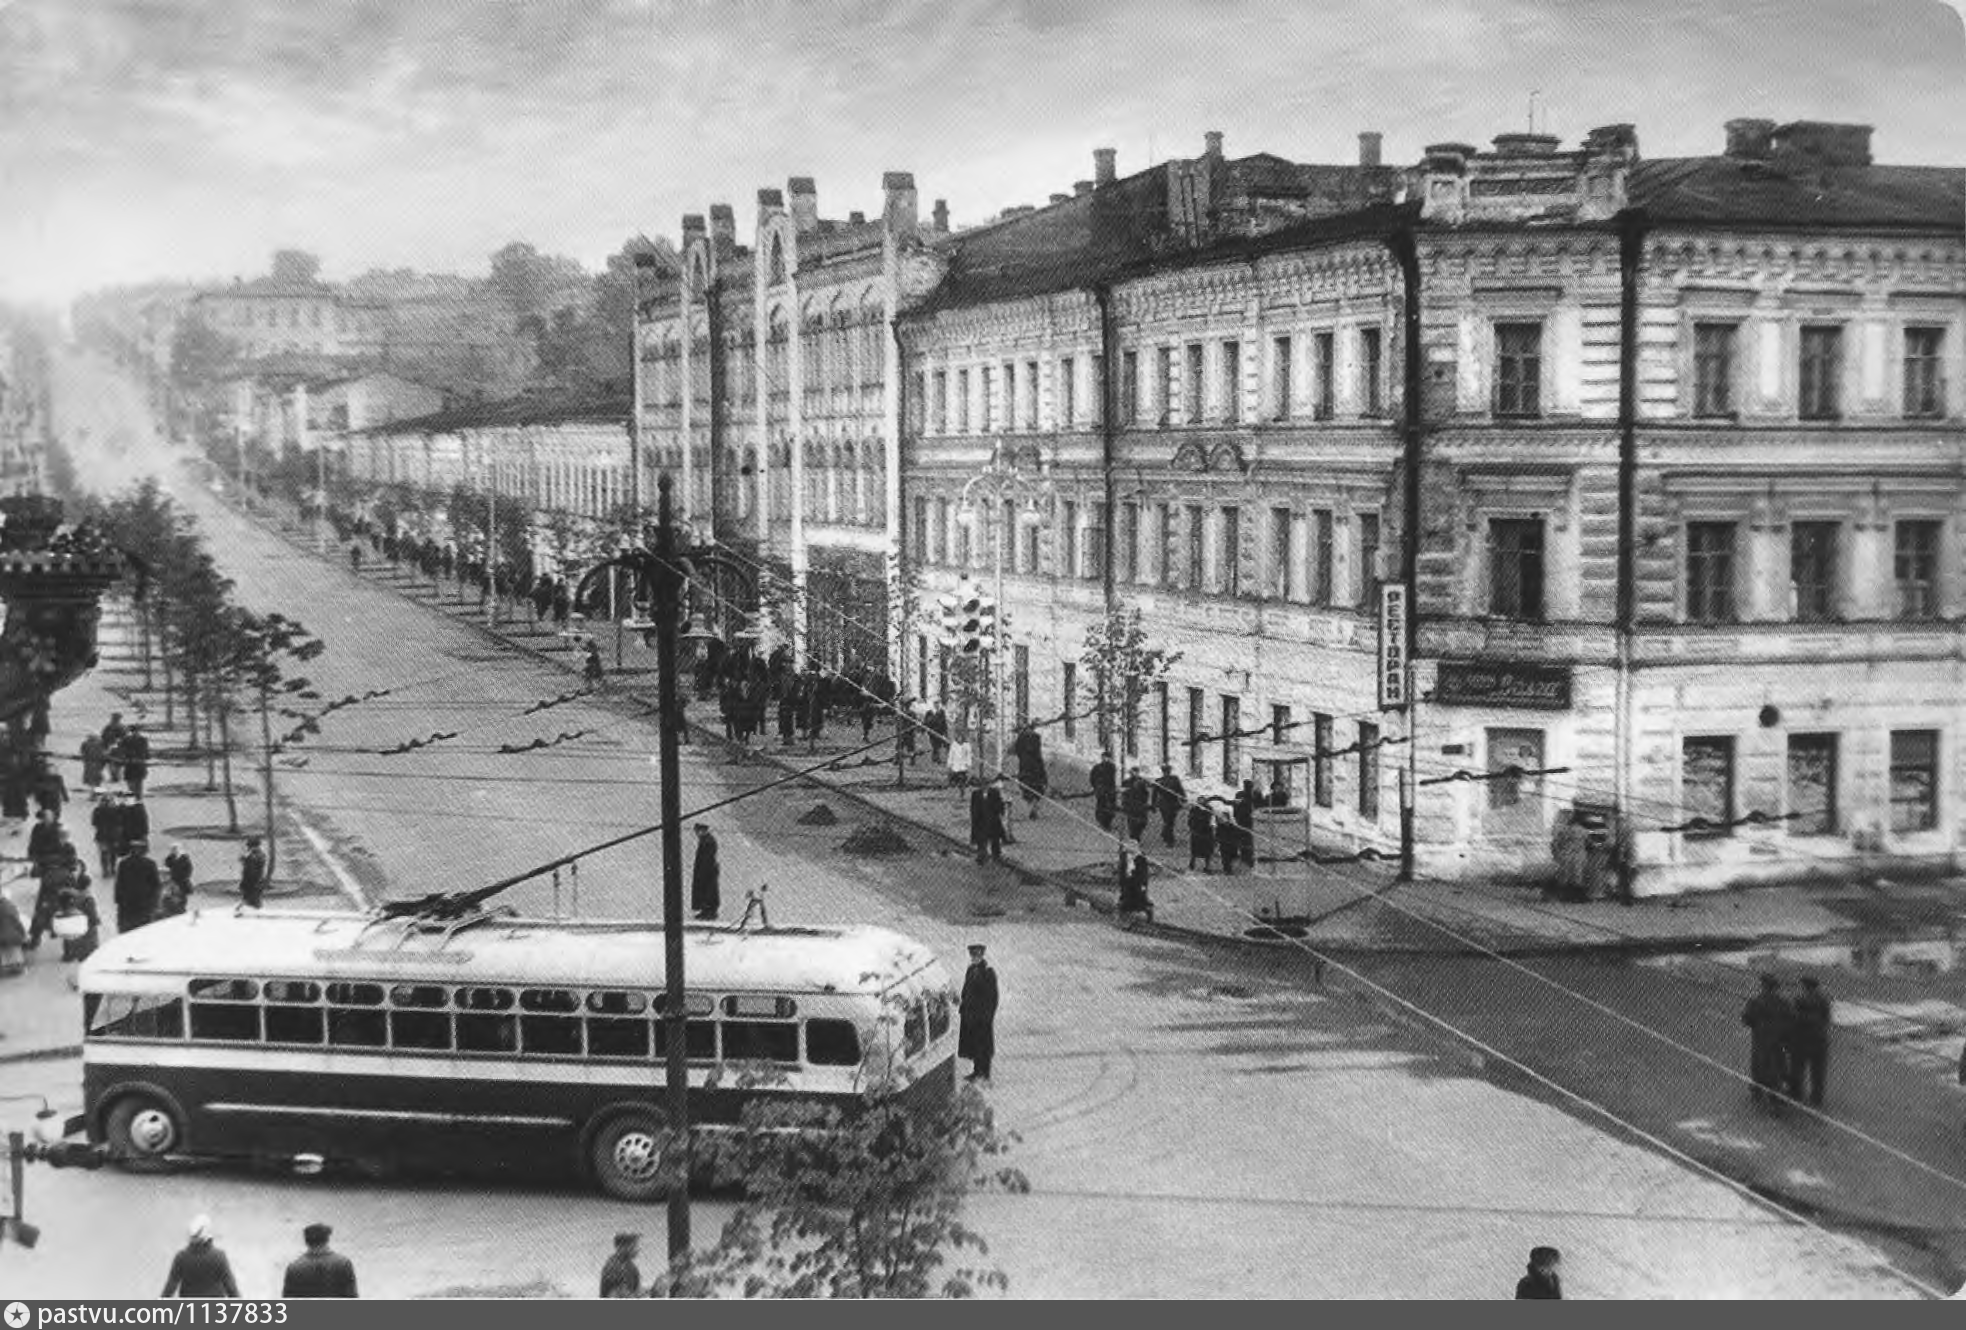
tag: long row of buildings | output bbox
[346,117,1966,895]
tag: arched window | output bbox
[769,235,786,286]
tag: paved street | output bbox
[0,346,1951,1298]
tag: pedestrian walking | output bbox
[31,759,69,817]
[161,1216,240,1298]
[90,792,122,877]
[1514,1247,1563,1300]
[925,705,949,766]
[958,943,998,1083]
[583,641,605,689]
[348,544,363,574]
[969,779,1006,863]
[1788,976,1832,1108]
[1742,974,1794,1108]
[78,733,107,792]
[691,824,721,920]
[599,1233,643,1299]
[27,807,61,873]
[1013,726,1047,820]
[1120,768,1151,842]
[51,869,100,971]
[804,668,827,748]
[1187,800,1217,871]
[1117,840,1154,923]
[101,713,127,786]
[163,843,195,916]
[1217,804,1240,875]
[1235,779,1259,866]
[121,725,151,799]
[113,840,161,935]
[1090,751,1118,832]
[282,1223,358,1298]
[1153,764,1186,847]
[239,836,268,910]
[120,796,150,859]
[946,736,972,791]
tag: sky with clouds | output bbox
[1,0,1960,307]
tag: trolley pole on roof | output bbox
[653,473,692,1263]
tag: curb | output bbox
[0,1041,83,1066]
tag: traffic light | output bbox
[937,591,963,650]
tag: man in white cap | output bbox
[161,1215,240,1298]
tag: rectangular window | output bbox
[1221,696,1241,785]
[1157,346,1175,424]
[1693,322,1736,417]
[1890,730,1940,833]
[1120,349,1139,426]
[982,366,996,432]
[1488,518,1546,621]
[1680,736,1735,839]
[1905,326,1947,418]
[1895,520,1942,620]
[1222,340,1241,423]
[1060,357,1076,429]
[1089,502,1107,579]
[1061,501,1078,579]
[932,370,948,431]
[1799,325,1842,420]
[1789,521,1839,621]
[1313,332,1335,419]
[1024,359,1039,429]
[1060,662,1076,740]
[1311,510,1334,606]
[1157,504,1174,586]
[1357,512,1381,607]
[1014,645,1031,727]
[1358,722,1380,819]
[911,497,929,563]
[1185,343,1205,424]
[1023,518,1040,573]
[1001,500,1016,573]
[1494,323,1543,417]
[1313,714,1334,808]
[1361,327,1384,415]
[1786,734,1838,836]
[1187,687,1206,778]
[805,1019,861,1066]
[1002,362,1017,430]
[723,1021,799,1064]
[1685,522,1737,623]
[1118,501,1139,583]
[1157,681,1171,768]
[1220,506,1241,596]
[1272,335,1292,420]
[1268,507,1292,598]
[1091,354,1105,427]
[956,369,970,432]
[1186,504,1205,590]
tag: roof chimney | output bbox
[882,170,918,237]
[709,203,736,258]
[1049,193,1071,206]
[1203,130,1224,160]
[1074,180,1094,197]
[681,213,707,239]
[1771,120,1873,168]
[787,177,819,233]
[1724,118,1775,160]
[1491,132,1561,158]
[1358,131,1383,168]
[1093,147,1117,186]
[756,187,784,228]
[931,198,950,233]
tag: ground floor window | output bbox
[1786,733,1838,835]
[1890,730,1940,833]
[1221,695,1241,785]
[1358,722,1380,820]
[1313,713,1334,808]
[1485,728,1546,836]
[1058,660,1073,740]
[1269,705,1294,803]
[1680,736,1735,838]
[1014,645,1030,727]
[1187,687,1206,778]
[1156,681,1171,769]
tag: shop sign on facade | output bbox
[1435,661,1572,711]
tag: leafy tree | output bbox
[1077,603,1181,758]
[270,250,322,286]
[168,314,239,393]
[218,611,324,873]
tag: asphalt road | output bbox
[4,345,1940,1299]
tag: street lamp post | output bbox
[956,444,1054,778]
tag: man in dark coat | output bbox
[163,843,195,916]
[958,943,998,1082]
[161,1216,239,1298]
[239,836,268,909]
[101,713,127,786]
[804,667,827,748]
[1120,768,1151,842]
[1742,974,1794,1107]
[1117,841,1153,921]
[1234,779,1259,865]
[120,796,151,859]
[691,824,721,920]
[121,725,151,799]
[1788,976,1832,1108]
[113,840,161,935]
[1187,801,1217,871]
[1013,726,1047,820]
[91,793,122,877]
[31,759,68,817]
[1514,1246,1562,1300]
[599,1233,642,1298]
[925,705,949,765]
[282,1223,358,1298]
[969,779,1006,863]
[1153,764,1186,847]
[1089,751,1118,831]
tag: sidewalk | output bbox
[260,491,1963,963]
[0,607,356,1062]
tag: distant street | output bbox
[4,345,1950,1299]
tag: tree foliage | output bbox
[1077,603,1181,754]
[168,314,239,391]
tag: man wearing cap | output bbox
[599,1232,643,1298]
[239,837,268,909]
[283,1223,358,1298]
[968,779,1005,864]
[691,824,721,921]
[1788,976,1833,1108]
[161,1215,240,1298]
[1514,1246,1562,1299]
[1742,974,1795,1109]
[958,943,998,1083]
[112,838,162,935]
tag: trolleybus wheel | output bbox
[590,1111,674,1202]
[105,1092,183,1170]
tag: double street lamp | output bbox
[954,443,1054,776]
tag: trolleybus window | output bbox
[805,1019,861,1066]
[264,979,325,1045]
[87,992,185,1040]
[657,1019,719,1063]
[722,1021,800,1063]
[585,990,649,1058]
[388,983,452,1051]
[520,988,582,1056]
[723,995,797,1019]
[188,977,261,1043]
[927,991,952,1041]
[455,985,518,1053]
[326,981,387,1048]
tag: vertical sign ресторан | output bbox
[1378,582,1408,711]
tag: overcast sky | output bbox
[2,0,1961,307]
